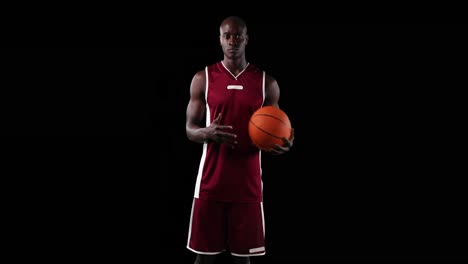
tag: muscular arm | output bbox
[185,70,238,146]
[186,70,209,144]
[262,73,295,153]
[263,74,280,107]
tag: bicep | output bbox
[186,71,206,127]
[263,74,280,107]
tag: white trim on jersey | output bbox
[262,71,266,105]
[193,67,210,199]
[260,150,262,188]
[194,143,207,198]
[221,61,250,80]
[186,198,195,247]
[259,71,266,186]
[204,67,211,127]
[204,66,209,110]
[261,201,265,236]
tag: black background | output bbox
[162,21,467,263]
[1,15,466,263]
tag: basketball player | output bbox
[185,16,294,264]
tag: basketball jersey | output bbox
[193,61,265,202]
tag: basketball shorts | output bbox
[187,198,266,257]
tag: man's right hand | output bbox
[205,113,238,148]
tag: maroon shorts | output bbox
[187,198,266,257]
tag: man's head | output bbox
[219,16,248,59]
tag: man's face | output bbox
[219,22,248,58]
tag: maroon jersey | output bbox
[194,61,265,202]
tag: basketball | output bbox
[248,106,292,151]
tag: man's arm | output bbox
[185,70,238,146]
[186,70,209,144]
[263,74,280,107]
[263,73,294,154]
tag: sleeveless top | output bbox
[193,61,265,202]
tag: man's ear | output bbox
[245,35,249,45]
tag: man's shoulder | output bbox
[206,61,221,69]
[246,63,266,75]
[192,62,220,75]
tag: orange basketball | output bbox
[248,106,292,151]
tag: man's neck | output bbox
[222,57,248,75]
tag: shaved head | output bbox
[220,16,247,34]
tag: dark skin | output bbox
[186,16,294,264]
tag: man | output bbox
[185,16,294,264]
